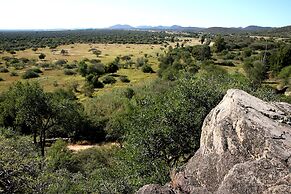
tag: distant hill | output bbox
[109,24,135,30]
[106,24,291,35]
[202,27,243,34]
[243,25,272,31]
[107,25,204,32]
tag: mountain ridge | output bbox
[108,24,274,32]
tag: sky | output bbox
[0,0,291,29]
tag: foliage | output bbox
[136,57,148,68]
[270,44,291,74]
[106,62,119,74]
[22,69,40,79]
[46,140,75,172]
[102,75,117,84]
[0,67,9,73]
[278,65,291,85]
[0,134,42,193]
[213,35,227,53]
[120,75,131,83]
[63,69,77,75]
[0,82,84,156]
[243,60,266,85]
[10,71,18,76]
[39,53,46,60]
[141,64,155,73]
[191,45,211,60]
[0,30,171,51]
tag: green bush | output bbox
[31,68,43,74]
[278,66,291,85]
[55,59,67,66]
[46,140,75,172]
[10,71,18,76]
[22,69,40,79]
[106,62,119,73]
[120,75,130,83]
[243,48,252,58]
[0,67,9,73]
[142,64,155,73]
[217,60,235,67]
[102,75,117,84]
[243,60,266,85]
[64,69,77,75]
[0,134,42,193]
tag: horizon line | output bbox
[0,24,289,31]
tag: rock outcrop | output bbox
[137,89,291,194]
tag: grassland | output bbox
[0,38,202,95]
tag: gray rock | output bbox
[137,89,291,194]
[136,184,174,194]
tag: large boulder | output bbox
[137,89,291,194]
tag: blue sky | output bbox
[0,0,290,29]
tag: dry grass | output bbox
[67,142,118,152]
[0,43,164,94]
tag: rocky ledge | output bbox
[137,89,291,194]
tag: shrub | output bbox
[124,88,135,99]
[10,71,18,76]
[22,69,40,79]
[0,67,9,73]
[88,63,106,76]
[223,52,236,60]
[142,64,155,73]
[64,63,77,69]
[64,69,77,75]
[46,140,74,172]
[191,45,211,61]
[55,59,67,66]
[119,75,130,83]
[102,76,117,84]
[278,66,291,85]
[106,62,119,74]
[31,68,43,74]
[217,60,235,67]
[39,53,46,60]
[86,74,104,89]
[136,57,148,68]
[243,48,252,58]
[243,60,266,85]
[0,77,4,81]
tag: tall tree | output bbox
[213,35,226,53]
[0,82,83,156]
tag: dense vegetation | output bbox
[0,30,291,193]
[0,30,179,51]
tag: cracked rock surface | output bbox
[137,89,291,194]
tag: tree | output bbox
[213,35,226,53]
[39,53,46,60]
[0,82,83,156]
[78,61,88,77]
[243,60,266,86]
[106,62,119,74]
[191,45,211,61]
[92,49,102,57]
[60,49,68,56]
[200,34,206,44]
[270,44,291,74]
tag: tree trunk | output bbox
[41,129,46,157]
[39,129,46,157]
[33,131,37,145]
